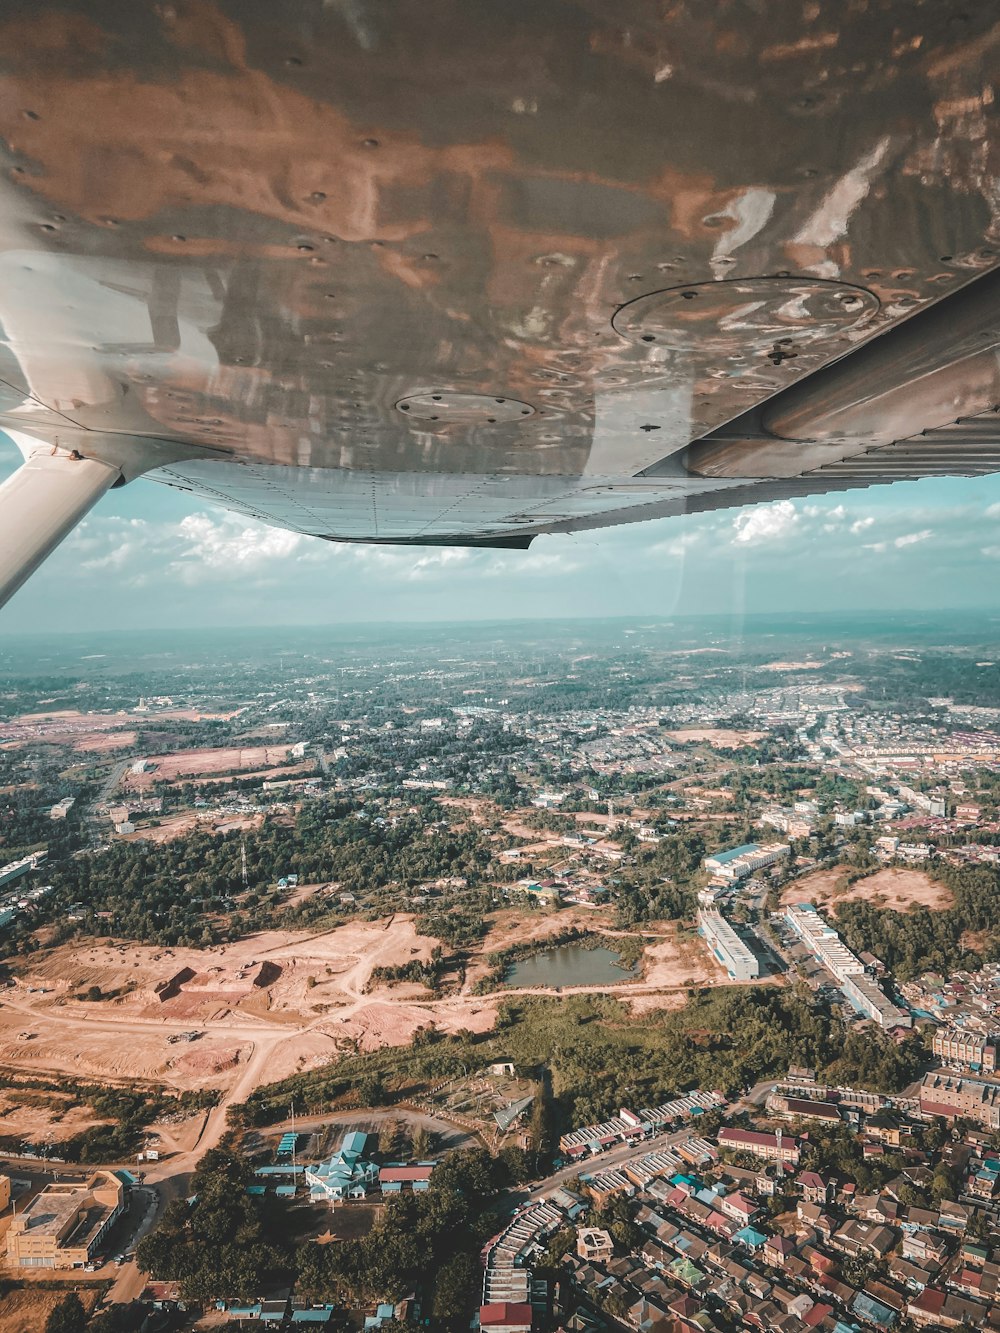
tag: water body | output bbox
[504,943,638,989]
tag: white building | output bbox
[698,909,760,982]
[703,842,790,882]
[306,1131,378,1203]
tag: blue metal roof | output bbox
[709,843,759,864]
[851,1293,897,1328]
[735,1226,767,1248]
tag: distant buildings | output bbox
[49,797,74,820]
[703,842,790,882]
[784,902,865,982]
[698,909,760,982]
[7,1171,124,1268]
[841,973,912,1030]
[920,1072,1000,1129]
[784,902,911,1028]
[718,1128,800,1165]
[0,852,46,888]
[932,1028,998,1074]
[896,785,947,818]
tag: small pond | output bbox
[504,942,638,989]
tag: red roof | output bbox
[720,1128,798,1150]
[479,1305,533,1328]
[910,1288,945,1315]
[379,1166,434,1182]
[727,1192,756,1214]
[783,1097,840,1121]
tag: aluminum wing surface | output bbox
[3,1,1000,606]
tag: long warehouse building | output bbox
[698,909,760,982]
[785,902,910,1030]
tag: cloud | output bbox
[171,513,305,583]
[731,499,799,546]
[8,451,1000,633]
[893,529,933,548]
[651,530,701,559]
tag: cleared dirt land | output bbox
[0,1287,100,1333]
[120,810,266,843]
[0,1091,107,1145]
[0,904,761,1099]
[123,744,297,789]
[666,728,766,748]
[784,866,954,914]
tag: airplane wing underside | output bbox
[3,2,1000,602]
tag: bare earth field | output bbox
[766,661,825,671]
[0,917,481,1089]
[121,810,266,843]
[0,1287,100,1333]
[0,1093,106,1144]
[73,729,139,753]
[0,907,762,1102]
[784,866,954,913]
[123,744,295,790]
[0,707,236,753]
[666,728,767,748]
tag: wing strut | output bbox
[0,448,121,610]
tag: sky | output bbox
[4,432,1000,634]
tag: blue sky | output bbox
[4,432,1000,632]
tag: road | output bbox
[92,757,130,811]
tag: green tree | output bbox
[44,1294,87,1333]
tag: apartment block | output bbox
[7,1172,124,1268]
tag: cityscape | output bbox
[0,615,997,1330]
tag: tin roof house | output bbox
[306,1131,378,1203]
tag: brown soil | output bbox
[0,1094,107,1144]
[784,866,954,913]
[961,929,989,953]
[123,744,297,789]
[0,1287,100,1332]
[121,810,266,843]
[666,729,767,748]
[74,730,138,752]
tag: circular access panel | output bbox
[612,277,879,352]
[395,391,535,422]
